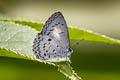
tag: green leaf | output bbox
[0,21,37,58]
[0,21,82,80]
[1,19,120,44]
[58,62,82,80]
[0,19,120,80]
[0,48,31,60]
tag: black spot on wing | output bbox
[47,32,51,35]
[44,53,46,56]
[49,55,50,58]
[55,23,58,25]
[50,29,54,31]
[59,32,64,34]
[36,54,40,59]
[53,49,55,52]
[43,46,45,48]
[48,38,52,41]
[41,11,64,35]
[46,50,48,52]
[44,43,46,45]
[52,26,54,27]
[38,32,42,35]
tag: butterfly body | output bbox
[33,12,73,62]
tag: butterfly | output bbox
[33,11,73,62]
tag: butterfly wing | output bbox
[41,12,70,47]
[33,12,72,61]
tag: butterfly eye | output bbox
[69,48,72,52]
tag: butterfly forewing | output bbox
[33,12,72,61]
[41,12,70,47]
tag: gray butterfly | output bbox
[33,11,73,62]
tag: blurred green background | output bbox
[0,0,120,80]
